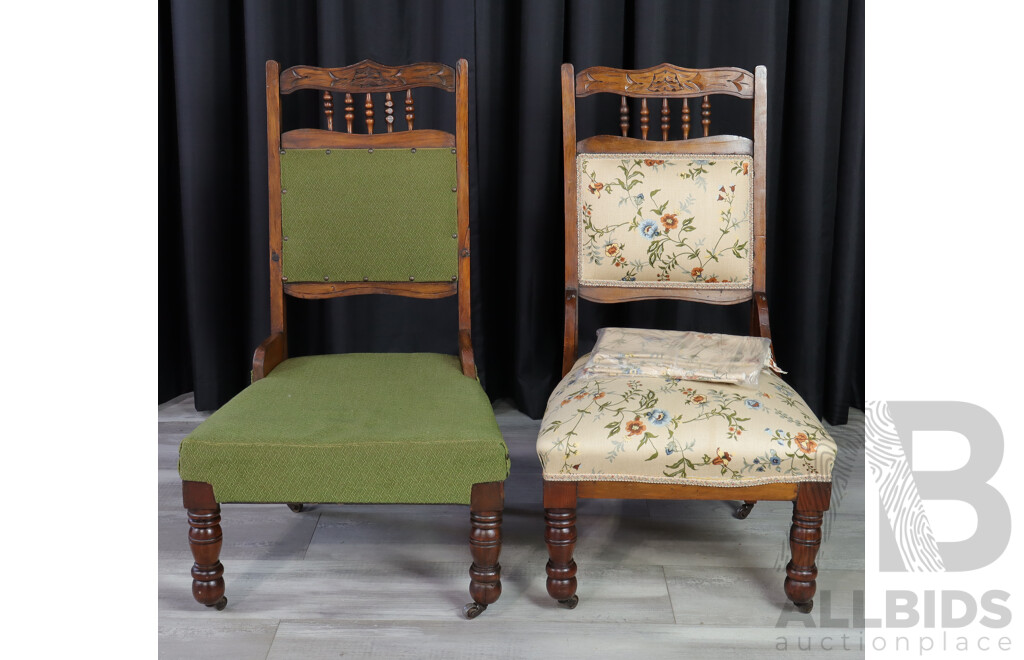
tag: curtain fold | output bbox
[159,0,864,424]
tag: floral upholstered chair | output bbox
[538,63,837,613]
[178,59,508,619]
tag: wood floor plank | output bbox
[663,566,865,626]
[158,617,278,660]
[160,559,675,624]
[265,621,865,659]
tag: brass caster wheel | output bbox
[463,603,487,619]
[794,600,813,614]
[558,595,579,609]
[287,503,305,513]
[206,596,228,611]
[735,502,755,520]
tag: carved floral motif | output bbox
[578,64,752,98]
[282,60,455,93]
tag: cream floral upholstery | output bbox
[578,154,753,288]
[537,356,836,486]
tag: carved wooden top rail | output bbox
[280,59,456,94]
[576,63,754,99]
[574,63,757,141]
[277,59,453,136]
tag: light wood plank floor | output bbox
[159,395,865,659]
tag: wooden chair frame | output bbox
[184,59,503,619]
[547,62,831,613]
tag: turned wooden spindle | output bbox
[384,92,395,133]
[784,482,830,613]
[465,481,504,619]
[701,95,711,137]
[660,98,670,140]
[682,98,691,139]
[188,506,226,609]
[543,481,578,608]
[640,98,649,140]
[322,91,334,131]
[183,481,227,611]
[405,89,415,131]
[786,509,823,612]
[365,93,375,134]
[468,511,502,612]
[545,508,578,604]
[344,93,354,133]
[619,96,629,137]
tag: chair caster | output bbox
[287,503,305,513]
[794,600,813,614]
[463,602,487,619]
[205,596,228,611]
[734,501,756,519]
[558,595,579,609]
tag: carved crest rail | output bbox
[576,63,753,99]
[281,59,455,94]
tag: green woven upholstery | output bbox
[280,148,458,283]
[178,353,509,504]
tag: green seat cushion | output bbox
[178,353,509,505]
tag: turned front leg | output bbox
[784,482,831,613]
[183,481,227,610]
[465,481,503,619]
[543,481,578,608]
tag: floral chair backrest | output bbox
[577,153,753,290]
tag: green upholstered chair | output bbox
[178,59,508,619]
[539,63,836,613]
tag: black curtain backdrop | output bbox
[159,0,864,424]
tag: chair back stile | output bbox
[264,59,476,377]
[561,62,768,376]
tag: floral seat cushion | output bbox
[536,356,836,486]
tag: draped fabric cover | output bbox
[160,0,864,424]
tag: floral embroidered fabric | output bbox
[536,356,836,486]
[582,327,778,388]
[578,154,753,288]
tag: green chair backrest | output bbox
[280,148,458,283]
